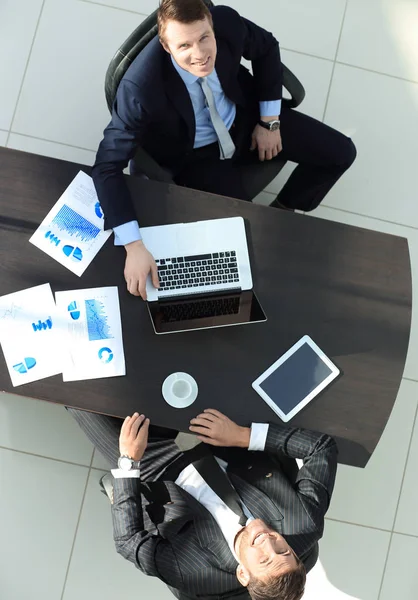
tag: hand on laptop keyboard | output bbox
[124,240,160,299]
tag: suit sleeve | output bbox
[111,477,183,587]
[264,425,338,518]
[92,79,148,230]
[217,7,283,102]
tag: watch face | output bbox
[119,456,133,471]
[270,121,280,131]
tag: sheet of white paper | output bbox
[55,286,125,382]
[0,284,64,387]
[29,171,112,276]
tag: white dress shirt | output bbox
[112,423,269,557]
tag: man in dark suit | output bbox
[68,407,337,599]
[92,0,356,300]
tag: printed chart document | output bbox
[0,284,64,387]
[29,171,111,276]
[55,286,125,382]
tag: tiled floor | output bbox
[0,0,417,598]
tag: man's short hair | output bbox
[158,0,214,43]
[247,557,306,600]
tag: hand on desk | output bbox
[189,409,250,448]
[124,240,159,299]
[119,412,150,461]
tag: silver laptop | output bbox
[141,216,266,334]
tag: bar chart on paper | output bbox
[85,299,113,341]
[29,171,112,276]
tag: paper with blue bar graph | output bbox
[55,286,125,382]
[0,284,64,387]
[29,171,111,276]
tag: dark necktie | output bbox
[193,454,248,526]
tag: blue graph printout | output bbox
[85,299,113,341]
[52,204,100,243]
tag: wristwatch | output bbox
[118,455,141,471]
[258,119,280,131]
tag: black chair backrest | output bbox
[105,1,215,112]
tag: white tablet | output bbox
[252,335,340,422]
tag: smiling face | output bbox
[234,519,298,586]
[161,17,217,77]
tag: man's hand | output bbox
[124,240,159,300]
[119,413,150,461]
[189,409,250,448]
[250,124,282,162]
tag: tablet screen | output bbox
[259,342,333,416]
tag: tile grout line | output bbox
[78,0,149,18]
[325,517,391,535]
[60,452,95,600]
[377,399,418,599]
[389,399,418,532]
[317,203,418,233]
[5,0,46,147]
[321,0,349,123]
[7,131,97,154]
[0,444,92,469]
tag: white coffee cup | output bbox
[162,372,198,408]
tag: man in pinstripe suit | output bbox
[69,407,338,599]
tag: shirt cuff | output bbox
[248,423,270,451]
[259,100,282,118]
[111,468,141,478]
[113,221,142,246]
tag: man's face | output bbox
[234,519,298,586]
[161,17,217,77]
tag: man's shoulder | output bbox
[122,35,165,89]
[211,5,242,31]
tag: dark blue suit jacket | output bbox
[92,6,283,229]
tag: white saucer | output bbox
[162,372,198,408]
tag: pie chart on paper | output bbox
[13,357,37,374]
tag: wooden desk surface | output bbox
[0,147,412,466]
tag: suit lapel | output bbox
[175,485,239,573]
[229,472,284,531]
[215,39,245,106]
[162,53,196,147]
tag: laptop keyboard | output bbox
[155,251,239,292]
[159,295,240,323]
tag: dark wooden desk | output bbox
[0,148,412,466]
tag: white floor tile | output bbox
[0,130,8,146]
[222,0,346,59]
[0,0,43,130]
[82,0,158,14]
[63,470,174,600]
[264,49,333,195]
[304,521,390,600]
[7,134,96,166]
[325,379,417,529]
[338,0,418,82]
[323,64,418,227]
[12,0,146,150]
[310,206,418,382]
[394,410,418,536]
[0,393,94,465]
[380,534,418,600]
[0,448,88,600]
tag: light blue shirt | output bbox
[114,59,282,245]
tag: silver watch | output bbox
[258,119,280,131]
[118,455,140,471]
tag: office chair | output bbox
[104,1,306,195]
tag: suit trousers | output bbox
[173,103,357,212]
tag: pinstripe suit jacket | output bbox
[111,425,337,598]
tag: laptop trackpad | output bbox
[176,226,208,254]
